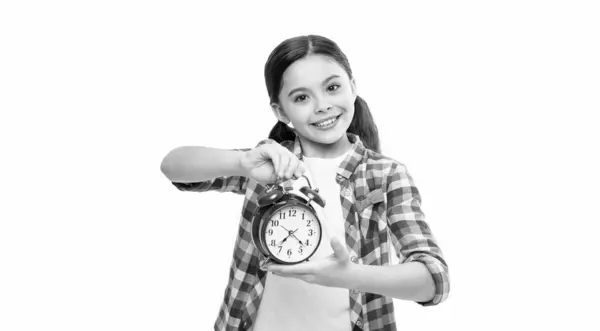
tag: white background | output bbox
[1,1,599,330]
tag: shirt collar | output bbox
[291,132,366,181]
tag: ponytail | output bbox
[347,95,381,153]
[268,120,296,143]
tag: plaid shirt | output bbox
[171,133,449,331]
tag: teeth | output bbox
[315,116,337,127]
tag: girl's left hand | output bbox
[264,237,356,289]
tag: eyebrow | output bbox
[287,74,341,97]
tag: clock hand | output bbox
[276,235,290,246]
[292,236,304,246]
[291,233,305,246]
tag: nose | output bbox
[315,96,333,113]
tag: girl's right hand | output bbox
[239,143,306,185]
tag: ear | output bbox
[350,78,358,102]
[271,103,290,124]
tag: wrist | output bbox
[345,262,364,290]
[234,150,249,177]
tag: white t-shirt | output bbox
[253,151,352,331]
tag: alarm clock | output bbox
[251,175,325,265]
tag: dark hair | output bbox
[265,35,381,153]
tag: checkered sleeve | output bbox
[172,174,249,194]
[385,163,450,306]
[171,139,278,195]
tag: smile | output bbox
[312,115,341,128]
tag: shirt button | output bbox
[349,224,355,231]
[350,256,358,263]
[356,319,363,328]
[343,189,351,197]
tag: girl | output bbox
[161,35,449,331]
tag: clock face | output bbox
[263,205,322,264]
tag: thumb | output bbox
[330,237,349,261]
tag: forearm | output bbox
[348,261,435,303]
[160,146,246,183]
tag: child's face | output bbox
[275,54,357,149]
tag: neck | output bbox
[299,134,352,159]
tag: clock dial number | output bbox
[308,229,315,236]
[306,219,312,227]
[280,209,299,219]
[271,220,279,227]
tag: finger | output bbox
[293,161,306,180]
[272,272,297,278]
[282,273,313,283]
[272,145,288,179]
[277,152,290,179]
[267,262,314,275]
[290,161,302,181]
[284,156,299,180]
[330,237,350,261]
[264,147,280,178]
[284,156,295,180]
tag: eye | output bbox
[327,84,340,92]
[294,94,308,103]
